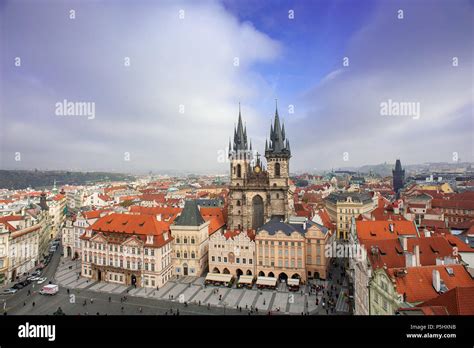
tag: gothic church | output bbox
[227,104,294,231]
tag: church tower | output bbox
[227,103,294,232]
[228,104,252,187]
[265,103,291,187]
[392,159,405,197]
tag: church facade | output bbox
[227,105,295,231]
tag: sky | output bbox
[0,0,472,174]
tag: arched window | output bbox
[237,200,241,206]
[275,162,281,177]
[176,237,180,244]
[184,252,188,259]
[177,251,180,258]
[237,164,242,178]
[184,237,187,244]
[191,252,195,259]
[191,238,195,244]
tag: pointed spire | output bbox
[265,139,268,152]
[249,139,252,151]
[232,103,249,152]
[282,123,286,140]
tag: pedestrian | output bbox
[121,306,124,313]
[27,290,31,296]
[23,302,26,306]
[198,300,201,306]
[109,296,111,302]
[139,307,142,313]
[67,289,70,294]
[32,302,35,307]
[207,303,210,310]
[90,298,93,304]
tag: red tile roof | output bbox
[416,285,474,315]
[432,199,474,211]
[84,213,172,248]
[362,236,458,269]
[356,220,418,241]
[443,234,474,253]
[129,206,181,223]
[200,207,226,235]
[388,264,474,303]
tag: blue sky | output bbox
[0,0,472,174]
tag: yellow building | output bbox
[256,217,331,282]
[325,192,376,239]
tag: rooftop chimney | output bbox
[401,236,408,252]
[414,245,420,266]
[432,269,441,293]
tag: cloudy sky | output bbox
[0,0,472,174]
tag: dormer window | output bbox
[146,235,154,244]
[164,232,169,241]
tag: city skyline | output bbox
[1,0,472,173]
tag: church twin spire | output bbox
[230,101,291,158]
[231,103,249,152]
[266,100,291,157]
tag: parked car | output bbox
[39,284,59,295]
[27,276,40,282]
[3,288,18,294]
[20,279,31,286]
[12,283,24,290]
[31,270,41,277]
[37,277,47,284]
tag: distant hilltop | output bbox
[319,162,473,178]
[0,170,135,190]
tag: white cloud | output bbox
[1,0,281,172]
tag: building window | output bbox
[237,164,242,178]
[275,162,281,177]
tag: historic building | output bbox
[171,201,225,277]
[325,192,376,240]
[227,105,295,231]
[80,213,173,288]
[392,159,405,197]
[0,208,45,283]
[255,216,332,282]
[208,229,256,277]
